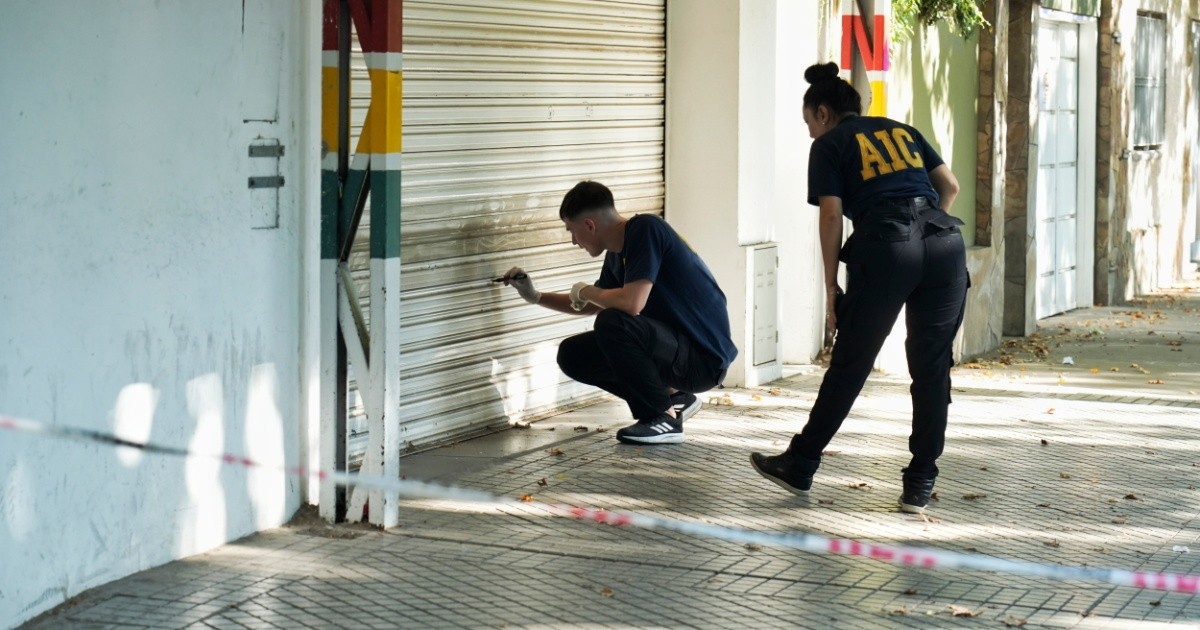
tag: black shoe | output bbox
[749,451,821,496]
[670,392,701,422]
[899,467,937,514]
[616,414,684,445]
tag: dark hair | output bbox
[559,180,616,220]
[802,62,862,117]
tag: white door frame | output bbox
[1034,8,1097,318]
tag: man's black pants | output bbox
[790,198,969,474]
[558,309,726,421]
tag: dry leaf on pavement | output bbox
[1059,472,1073,479]
[1124,493,1140,500]
[744,543,762,551]
[1148,379,1165,384]
[1041,439,1049,446]
[948,605,982,617]
[1005,615,1028,627]
[537,478,548,487]
[519,494,534,502]
[599,586,614,598]
[548,448,564,456]
[1044,539,1061,547]
[963,493,987,500]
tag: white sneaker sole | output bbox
[898,500,926,514]
[616,432,685,445]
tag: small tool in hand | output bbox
[491,272,527,283]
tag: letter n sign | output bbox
[839,1,890,116]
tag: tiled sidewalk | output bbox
[24,284,1200,629]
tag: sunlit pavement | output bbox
[25,279,1200,629]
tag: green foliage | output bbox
[892,0,991,41]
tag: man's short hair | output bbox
[559,180,615,221]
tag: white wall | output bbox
[667,0,825,386]
[776,0,825,363]
[0,2,314,626]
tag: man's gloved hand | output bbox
[506,267,540,304]
[570,282,592,312]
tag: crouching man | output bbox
[503,181,737,444]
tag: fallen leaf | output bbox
[599,586,614,598]
[822,450,841,456]
[768,387,783,396]
[1094,546,1110,552]
[1044,539,1061,547]
[904,588,919,595]
[887,606,908,616]
[1110,367,1121,372]
[1037,503,1051,508]
[519,494,534,502]
[948,604,982,618]
[751,394,763,401]
[1047,407,1056,414]
[548,448,565,456]
[537,478,548,487]
[818,499,834,505]
[574,425,589,432]
[1090,368,1101,374]
[1124,493,1139,500]
[963,493,987,500]
[1041,439,1049,446]
[930,492,939,501]
[1150,600,1161,606]
[1004,615,1028,627]
[849,482,872,490]
[1059,472,1073,479]
[744,543,762,551]
[1112,517,1128,524]
[595,427,608,433]
[1148,379,1165,385]
[980,466,988,471]
[513,422,531,430]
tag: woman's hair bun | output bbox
[804,62,841,85]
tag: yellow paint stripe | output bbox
[368,68,402,155]
[321,66,340,157]
[869,80,887,117]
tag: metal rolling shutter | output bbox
[347,0,665,463]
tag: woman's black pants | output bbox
[790,198,969,475]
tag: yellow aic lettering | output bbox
[857,127,926,180]
[892,128,925,168]
[856,133,893,180]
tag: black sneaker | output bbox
[898,467,937,514]
[616,414,684,445]
[749,451,821,496]
[670,392,701,422]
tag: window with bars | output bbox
[1133,13,1166,149]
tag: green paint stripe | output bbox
[320,170,341,259]
[370,169,402,259]
[340,168,369,245]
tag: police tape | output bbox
[3,412,1199,594]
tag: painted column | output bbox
[358,0,403,529]
[319,0,347,523]
[840,0,890,116]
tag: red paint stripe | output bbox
[869,546,895,561]
[322,0,339,52]
[1133,573,1148,588]
[1177,575,1199,593]
[349,0,402,54]
[0,418,14,430]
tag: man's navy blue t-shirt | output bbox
[807,115,945,221]
[595,214,738,370]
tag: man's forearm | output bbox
[538,291,599,315]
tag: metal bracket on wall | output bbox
[248,175,285,189]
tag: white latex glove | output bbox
[570,282,592,312]
[506,267,540,304]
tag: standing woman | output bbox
[749,62,968,514]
